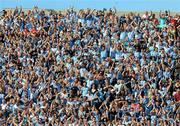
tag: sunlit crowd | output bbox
[0,7,179,126]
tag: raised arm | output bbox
[159,10,162,18]
[168,10,170,16]
[113,6,117,14]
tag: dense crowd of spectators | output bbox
[0,7,180,126]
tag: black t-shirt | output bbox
[109,110,117,121]
[120,16,126,23]
[0,33,4,43]
[43,22,50,32]
[71,86,79,96]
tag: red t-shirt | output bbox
[170,18,177,25]
[174,92,180,101]
[31,28,37,34]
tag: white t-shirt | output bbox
[1,103,7,110]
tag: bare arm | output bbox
[168,10,170,16]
